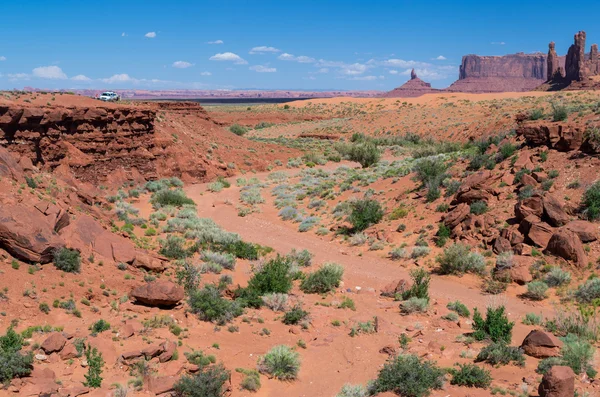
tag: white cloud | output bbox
[172,61,193,69]
[317,68,329,73]
[0,56,6,61]
[121,32,126,37]
[316,59,372,76]
[200,71,212,76]
[491,41,506,45]
[71,74,91,81]
[278,53,315,63]
[350,75,378,81]
[145,32,156,38]
[249,65,276,73]
[434,55,446,60]
[209,52,247,64]
[32,66,67,79]
[400,68,451,80]
[389,70,398,74]
[102,74,134,84]
[370,58,431,69]
[250,46,281,54]
[207,40,223,44]
[7,73,29,81]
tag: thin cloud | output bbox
[145,32,157,38]
[71,74,91,81]
[121,32,126,37]
[200,71,212,76]
[350,75,380,81]
[32,66,67,79]
[278,53,315,63]
[491,41,506,45]
[209,52,247,64]
[250,65,276,73]
[207,40,224,44]
[250,46,281,54]
[0,56,6,61]
[370,58,431,69]
[7,73,29,81]
[400,68,450,80]
[434,55,447,60]
[172,61,193,69]
[389,70,398,74]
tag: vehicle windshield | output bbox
[101,92,112,96]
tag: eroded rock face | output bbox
[521,330,562,358]
[382,69,441,98]
[40,333,67,354]
[565,220,598,243]
[542,194,570,227]
[545,228,587,267]
[538,366,575,397]
[131,281,184,306]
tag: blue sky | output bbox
[1,0,599,91]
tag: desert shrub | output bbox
[173,364,230,397]
[436,244,485,275]
[400,297,429,314]
[435,203,449,213]
[229,124,248,136]
[261,293,288,312]
[498,143,517,161]
[246,255,293,295]
[345,142,381,168]
[151,189,195,208]
[435,223,451,247]
[401,268,430,301]
[472,306,514,343]
[412,157,448,187]
[575,278,600,303]
[537,357,563,374]
[518,185,536,200]
[469,200,488,215]
[522,313,543,326]
[336,384,367,397]
[176,262,201,293]
[0,327,33,383]
[300,263,344,294]
[278,207,298,221]
[369,354,444,397]
[450,363,492,388]
[582,181,600,220]
[285,248,313,267]
[526,281,549,300]
[560,334,596,377]
[298,216,319,232]
[348,198,384,231]
[90,319,110,335]
[84,345,104,388]
[349,233,368,246]
[447,301,470,318]
[495,251,514,271]
[444,179,461,197]
[390,247,407,260]
[188,284,243,324]
[442,312,459,321]
[475,342,525,367]
[389,205,408,220]
[201,251,236,270]
[257,345,300,380]
[159,235,190,259]
[215,240,259,260]
[529,108,545,120]
[240,187,264,205]
[282,305,309,325]
[410,246,431,259]
[552,103,569,122]
[53,248,81,273]
[185,350,216,368]
[255,121,275,129]
[237,368,261,392]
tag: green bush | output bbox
[188,284,243,324]
[400,297,429,314]
[246,255,294,296]
[348,198,384,231]
[285,249,313,267]
[522,313,543,326]
[526,280,549,300]
[450,363,492,388]
[412,157,448,187]
[582,181,600,220]
[475,342,525,367]
[201,251,236,270]
[53,248,81,273]
[369,354,444,397]
[401,268,430,301]
[0,327,33,383]
[529,108,545,120]
[560,334,596,377]
[336,384,367,397]
[90,319,111,335]
[237,368,261,392]
[447,301,470,318]
[282,305,309,325]
[552,103,569,122]
[159,235,190,259]
[575,278,600,303]
[472,306,514,343]
[469,200,488,215]
[435,223,451,247]
[84,345,104,388]
[173,364,230,397]
[346,142,381,168]
[537,357,563,374]
[151,189,195,208]
[257,345,300,380]
[498,143,517,161]
[229,124,248,136]
[436,244,485,275]
[545,267,571,287]
[300,263,343,294]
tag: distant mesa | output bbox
[382,69,441,98]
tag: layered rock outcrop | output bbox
[382,69,441,98]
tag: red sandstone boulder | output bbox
[443,203,470,230]
[546,229,587,267]
[520,173,538,187]
[513,151,534,170]
[515,196,543,221]
[59,343,79,360]
[146,375,178,395]
[131,281,184,306]
[565,220,598,243]
[527,221,554,248]
[521,330,562,358]
[492,237,512,254]
[538,366,575,397]
[40,333,67,354]
[381,279,410,297]
[542,194,570,227]
[132,252,166,272]
[0,203,65,263]
[158,340,177,363]
[0,146,25,183]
